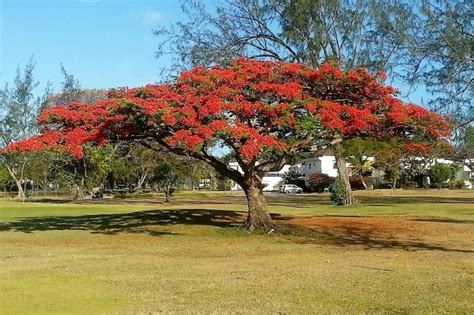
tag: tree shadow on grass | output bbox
[358,195,474,205]
[275,221,474,254]
[1,208,472,253]
[29,197,249,206]
[0,209,248,237]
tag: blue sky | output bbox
[1,0,190,92]
[1,0,426,104]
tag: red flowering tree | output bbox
[2,59,451,232]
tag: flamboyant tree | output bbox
[2,59,451,231]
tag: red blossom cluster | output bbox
[1,58,452,161]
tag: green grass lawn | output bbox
[1,190,473,314]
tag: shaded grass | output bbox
[1,189,473,314]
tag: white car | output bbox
[279,184,303,194]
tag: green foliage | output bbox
[0,164,9,189]
[0,58,39,146]
[452,180,465,190]
[283,170,303,185]
[329,178,349,206]
[428,163,456,188]
[151,159,187,201]
[463,125,474,159]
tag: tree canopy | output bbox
[2,59,452,231]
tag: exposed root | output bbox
[240,216,276,234]
[345,194,357,206]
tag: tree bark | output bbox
[15,179,25,200]
[4,161,26,200]
[360,175,368,190]
[164,185,171,202]
[333,142,355,205]
[136,171,147,193]
[241,181,274,233]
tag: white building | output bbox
[228,153,473,191]
[290,152,339,179]
[229,162,291,191]
[457,163,473,189]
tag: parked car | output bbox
[279,184,303,194]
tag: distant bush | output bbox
[449,180,465,189]
[307,172,335,192]
[402,181,418,190]
[455,181,465,189]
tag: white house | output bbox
[229,162,291,191]
[290,151,339,179]
[457,162,473,189]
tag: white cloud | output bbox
[142,10,162,26]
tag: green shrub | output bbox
[329,178,348,206]
[428,163,456,189]
[403,181,418,190]
[449,180,465,189]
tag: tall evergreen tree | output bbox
[0,59,40,198]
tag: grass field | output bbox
[1,190,473,314]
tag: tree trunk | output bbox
[43,172,48,196]
[137,170,148,193]
[4,161,26,200]
[164,184,171,202]
[333,142,355,205]
[360,175,368,190]
[15,179,25,200]
[241,182,274,233]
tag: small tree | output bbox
[151,162,185,202]
[329,178,349,206]
[373,144,405,194]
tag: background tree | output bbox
[41,65,107,109]
[151,159,186,202]
[374,144,405,194]
[0,59,42,199]
[343,137,382,189]
[182,157,211,190]
[399,142,452,188]
[107,144,162,192]
[0,164,9,194]
[428,163,457,189]
[401,0,473,129]
[4,59,451,232]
